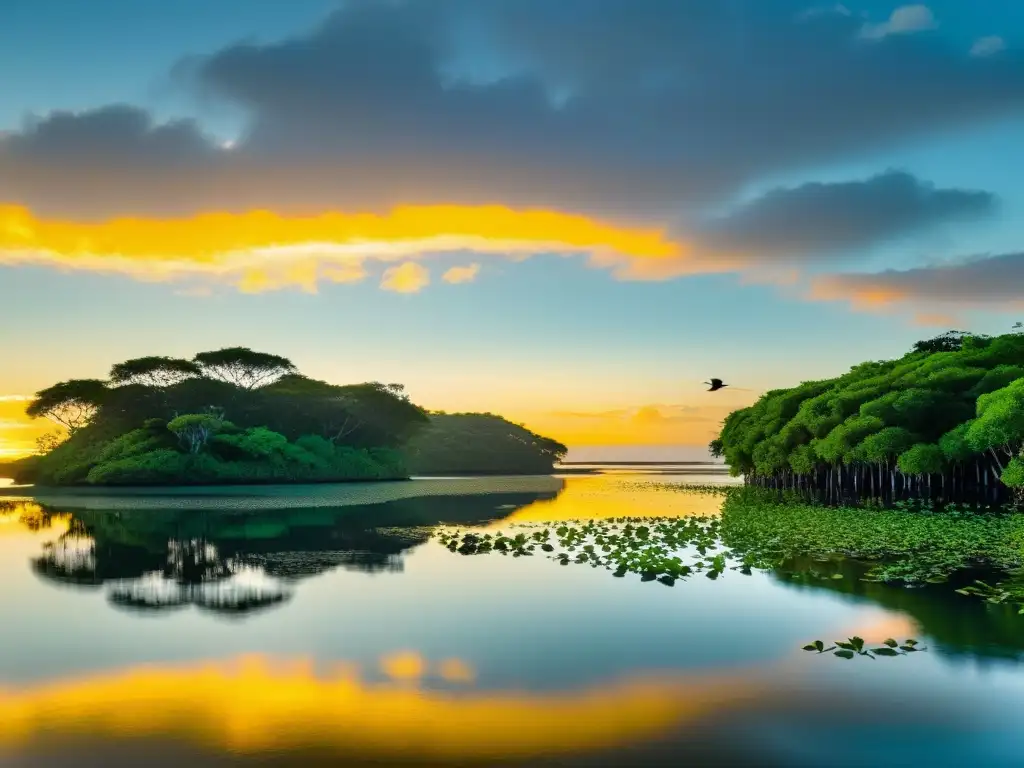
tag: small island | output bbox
[5,348,567,487]
[711,328,1024,504]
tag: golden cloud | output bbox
[807,278,910,310]
[381,261,430,293]
[379,650,427,681]
[0,203,687,294]
[442,263,481,284]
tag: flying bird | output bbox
[705,378,728,392]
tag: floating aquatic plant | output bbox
[955,579,1024,614]
[802,637,926,659]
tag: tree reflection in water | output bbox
[26,485,561,617]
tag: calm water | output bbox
[1,470,1023,767]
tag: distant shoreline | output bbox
[558,461,724,466]
[0,463,733,495]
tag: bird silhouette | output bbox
[705,378,728,392]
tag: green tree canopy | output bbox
[966,378,1024,464]
[167,414,226,454]
[404,414,567,475]
[26,379,108,435]
[109,356,202,387]
[712,329,1024,496]
[1002,457,1024,489]
[258,376,429,448]
[911,330,974,354]
[852,427,917,465]
[192,347,297,389]
[897,443,946,477]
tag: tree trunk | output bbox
[989,448,1005,473]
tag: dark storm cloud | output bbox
[3,105,213,161]
[0,105,230,219]
[1,0,1023,221]
[689,171,997,262]
[812,252,1024,307]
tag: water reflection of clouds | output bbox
[3,651,1009,767]
[835,611,921,644]
[107,567,291,615]
[0,653,772,764]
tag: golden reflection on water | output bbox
[503,475,725,524]
[0,503,68,540]
[0,653,771,762]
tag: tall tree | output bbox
[26,379,108,436]
[109,356,202,387]
[192,347,297,389]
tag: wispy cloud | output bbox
[808,252,1024,312]
[860,5,938,40]
[971,35,1006,58]
[442,264,481,284]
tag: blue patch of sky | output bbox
[0,0,341,139]
[0,245,941,395]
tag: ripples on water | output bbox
[0,467,1022,767]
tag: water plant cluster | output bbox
[710,329,1024,503]
[434,486,1024,613]
[436,516,736,586]
[802,637,926,660]
[717,489,1024,590]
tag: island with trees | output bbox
[711,327,1024,504]
[6,348,568,487]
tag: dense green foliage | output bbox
[711,330,1024,501]
[12,348,564,486]
[27,417,408,486]
[403,413,568,474]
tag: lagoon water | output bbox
[1,468,1023,767]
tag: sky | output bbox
[1,0,1023,459]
